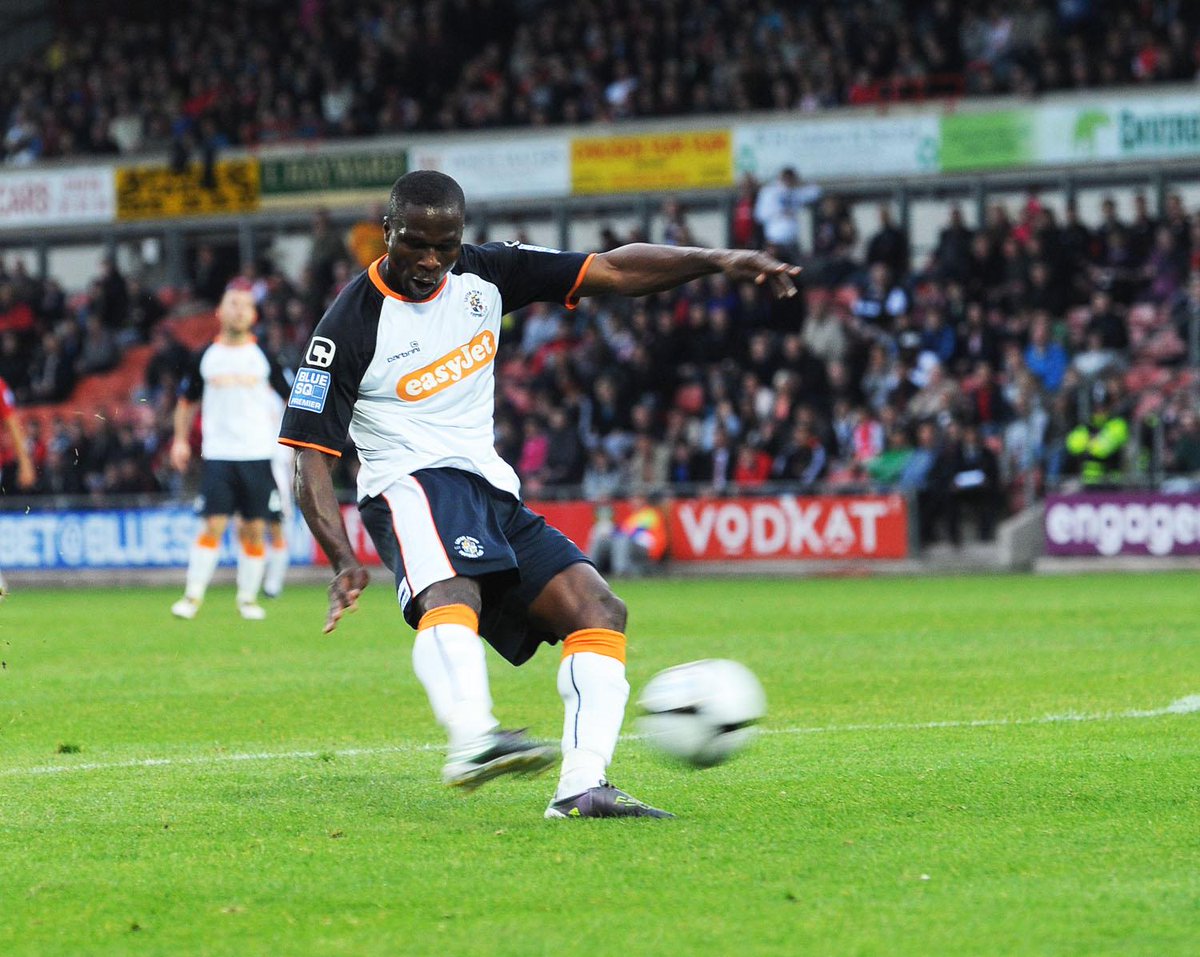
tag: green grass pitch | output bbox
[1,572,1197,956]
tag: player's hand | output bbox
[715,249,802,299]
[325,565,369,634]
[169,438,191,472]
[16,461,35,489]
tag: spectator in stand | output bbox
[27,331,76,404]
[865,204,910,280]
[728,174,760,249]
[305,207,349,302]
[346,203,388,269]
[0,282,35,336]
[852,262,910,332]
[1024,312,1069,393]
[1166,406,1200,480]
[753,167,822,265]
[75,315,119,376]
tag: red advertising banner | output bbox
[668,494,908,561]
[308,495,908,565]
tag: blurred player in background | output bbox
[170,285,291,621]
[280,170,800,819]
[0,373,36,598]
[263,390,295,599]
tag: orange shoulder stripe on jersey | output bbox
[562,627,626,664]
[564,252,597,311]
[368,256,448,303]
[418,604,480,633]
[278,437,342,458]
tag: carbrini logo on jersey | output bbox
[396,330,496,401]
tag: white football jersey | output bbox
[279,244,593,500]
[183,339,291,461]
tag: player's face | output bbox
[384,204,463,299]
[217,289,257,334]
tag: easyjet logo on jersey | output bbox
[396,330,496,401]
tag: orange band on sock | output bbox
[562,628,626,665]
[243,543,266,558]
[197,534,219,549]
[418,603,479,633]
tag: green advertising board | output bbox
[260,153,408,195]
[939,110,1035,172]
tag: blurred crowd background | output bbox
[2,0,1200,548]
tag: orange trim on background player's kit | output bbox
[278,437,342,457]
[562,628,627,664]
[197,533,220,549]
[418,603,480,633]
[564,252,596,310]
[243,542,266,558]
[368,256,448,303]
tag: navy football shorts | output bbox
[197,459,277,520]
[359,467,592,665]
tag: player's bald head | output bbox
[388,170,465,222]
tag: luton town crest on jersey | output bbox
[464,289,486,317]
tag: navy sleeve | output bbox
[456,242,592,314]
[279,275,380,456]
[178,347,206,402]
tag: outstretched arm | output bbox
[576,244,801,301]
[5,414,35,489]
[295,447,369,633]
[170,398,199,472]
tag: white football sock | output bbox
[235,549,266,605]
[556,650,630,800]
[184,539,221,601]
[412,622,499,753]
[263,543,289,596]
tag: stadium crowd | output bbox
[2,0,1198,163]
[4,183,1200,546]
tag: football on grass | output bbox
[636,659,767,767]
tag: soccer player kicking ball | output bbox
[170,285,293,621]
[280,171,799,819]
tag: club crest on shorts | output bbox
[454,535,484,559]
[464,290,486,317]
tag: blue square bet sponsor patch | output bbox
[288,368,331,413]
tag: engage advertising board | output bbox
[1043,492,1200,557]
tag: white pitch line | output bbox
[3,696,1197,780]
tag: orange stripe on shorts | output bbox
[418,603,480,633]
[562,628,626,665]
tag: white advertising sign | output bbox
[0,166,116,229]
[409,136,570,200]
[734,116,940,181]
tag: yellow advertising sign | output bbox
[571,130,732,194]
[116,159,260,220]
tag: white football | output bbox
[636,659,767,767]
